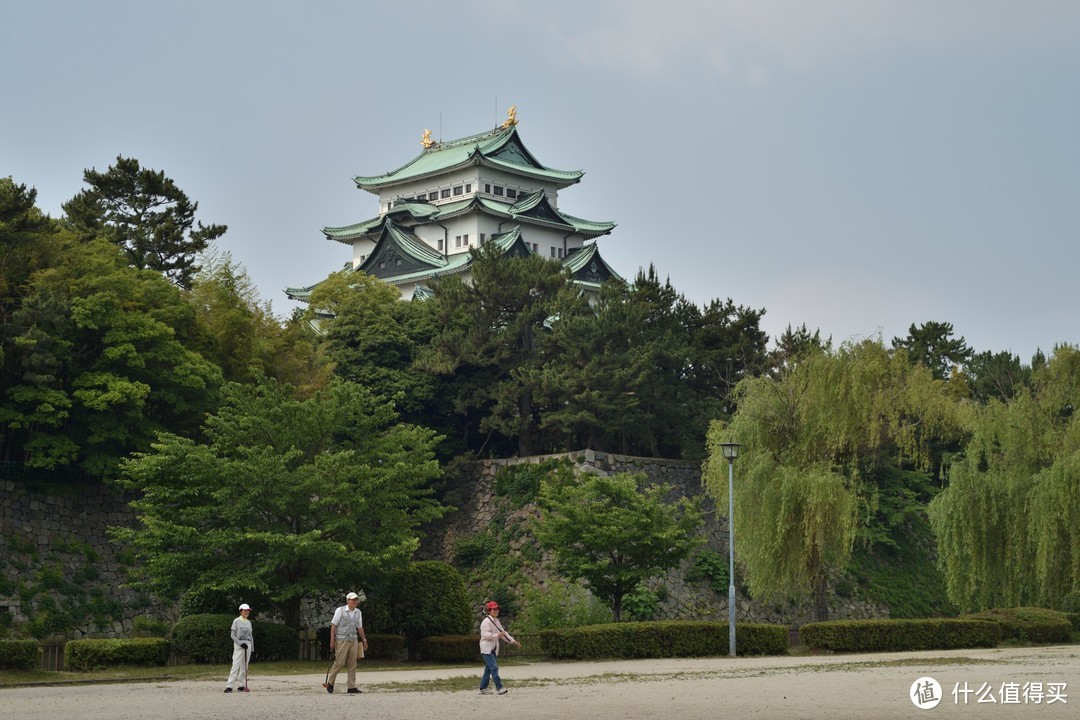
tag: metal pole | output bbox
[728,456,736,657]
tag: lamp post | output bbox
[720,442,741,658]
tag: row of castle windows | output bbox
[361,239,562,267]
[398,183,523,205]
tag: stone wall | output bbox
[0,450,886,640]
[423,449,887,625]
[0,480,171,639]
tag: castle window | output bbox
[493,186,504,196]
[379,261,385,269]
[550,247,556,258]
[438,238,444,251]
[506,189,518,199]
[453,185,463,196]
[455,235,462,248]
[479,233,486,244]
[428,191,438,201]
[465,183,472,193]
[484,183,491,193]
[463,234,469,245]
[441,188,451,199]
[532,243,538,253]
[558,248,564,259]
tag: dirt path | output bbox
[2,645,1076,720]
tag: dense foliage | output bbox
[799,619,999,652]
[64,638,169,670]
[536,468,703,621]
[114,377,446,628]
[540,620,788,659]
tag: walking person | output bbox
[224,603,254,693]
[326,591,368,694]
[478,600,520,695]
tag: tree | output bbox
[382,561,472,660]
[704,339,963,619]
[0,234,221,478]
[535,468,703,621]
[422,244,585,456]
[892,321,972,381]
[113,376,447,629]
[63,156,226,289]
[929,345,1080,611]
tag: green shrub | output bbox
[171,613,298,662]
[252,621,297,661]
[515,582,612,634]
[365,633,405,661]
[132,616,171,638]
[685,549,728,593]
[800,618,1000,652]
[392,561,472,661]
[0,639,40,670]
[453,532,495,568]
[417,635,480,663]
[172,614,234,663]
[1065,613,1080,632]
[493,460,563,506]
[1062,591,1080,615]
[66,638,168,671]
[622,584,660,621]
[541,621,787,660]
[961,607,1073,644]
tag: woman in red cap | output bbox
[478,600,520,695]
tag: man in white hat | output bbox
[224,603,254,693]
[326,591,368,694]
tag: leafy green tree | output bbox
[929,345,1080,611]
[768,323,831,373]
[309,270,437,421]
[704,339,963,619]
[422,244,586,456]
[965,349,1031,404]
[535,468,703,621]
[63,156,226,289]
[113,376,447,628]
[381,560,472,660]
[0,232,221,478]
[892,321,972,381]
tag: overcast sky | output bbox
[4,0,1078,361]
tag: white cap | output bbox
[239,603,251,611]
[346,592,360,600]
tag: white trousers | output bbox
[226,644,248,688]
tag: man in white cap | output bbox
[224,603,254,693]
[326,591,367,694]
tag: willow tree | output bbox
[929,345,1080,611]
[703,338,961,620]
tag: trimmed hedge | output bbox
[961,607,1073,644]
[314,628,404,661]
[66,638,168,671]
[800,618,1000,652]
[0,639,40,670]
[540,620,788,660]
[172,614,297,663]
[417,635,481,663]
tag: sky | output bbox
[4,0,1079,361]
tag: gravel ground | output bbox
[1,645,1076,720]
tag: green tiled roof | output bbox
[353,125,584,191]
[561,242,624,284]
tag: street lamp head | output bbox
[720,442,741,460]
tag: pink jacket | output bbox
[479,615,516,655]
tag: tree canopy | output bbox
[703,338,964,619]
[535,468,703,621]
[929,344,1080,611]
[113,376,447,628]
[63,156,226,289]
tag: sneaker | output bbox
[347,688,362,694]
[224,688,233,693]
[326,684,334,694]
[479,688,493,695]
[497,688,508,695]
[241,687,250,692]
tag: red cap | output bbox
[485,601,500,610]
